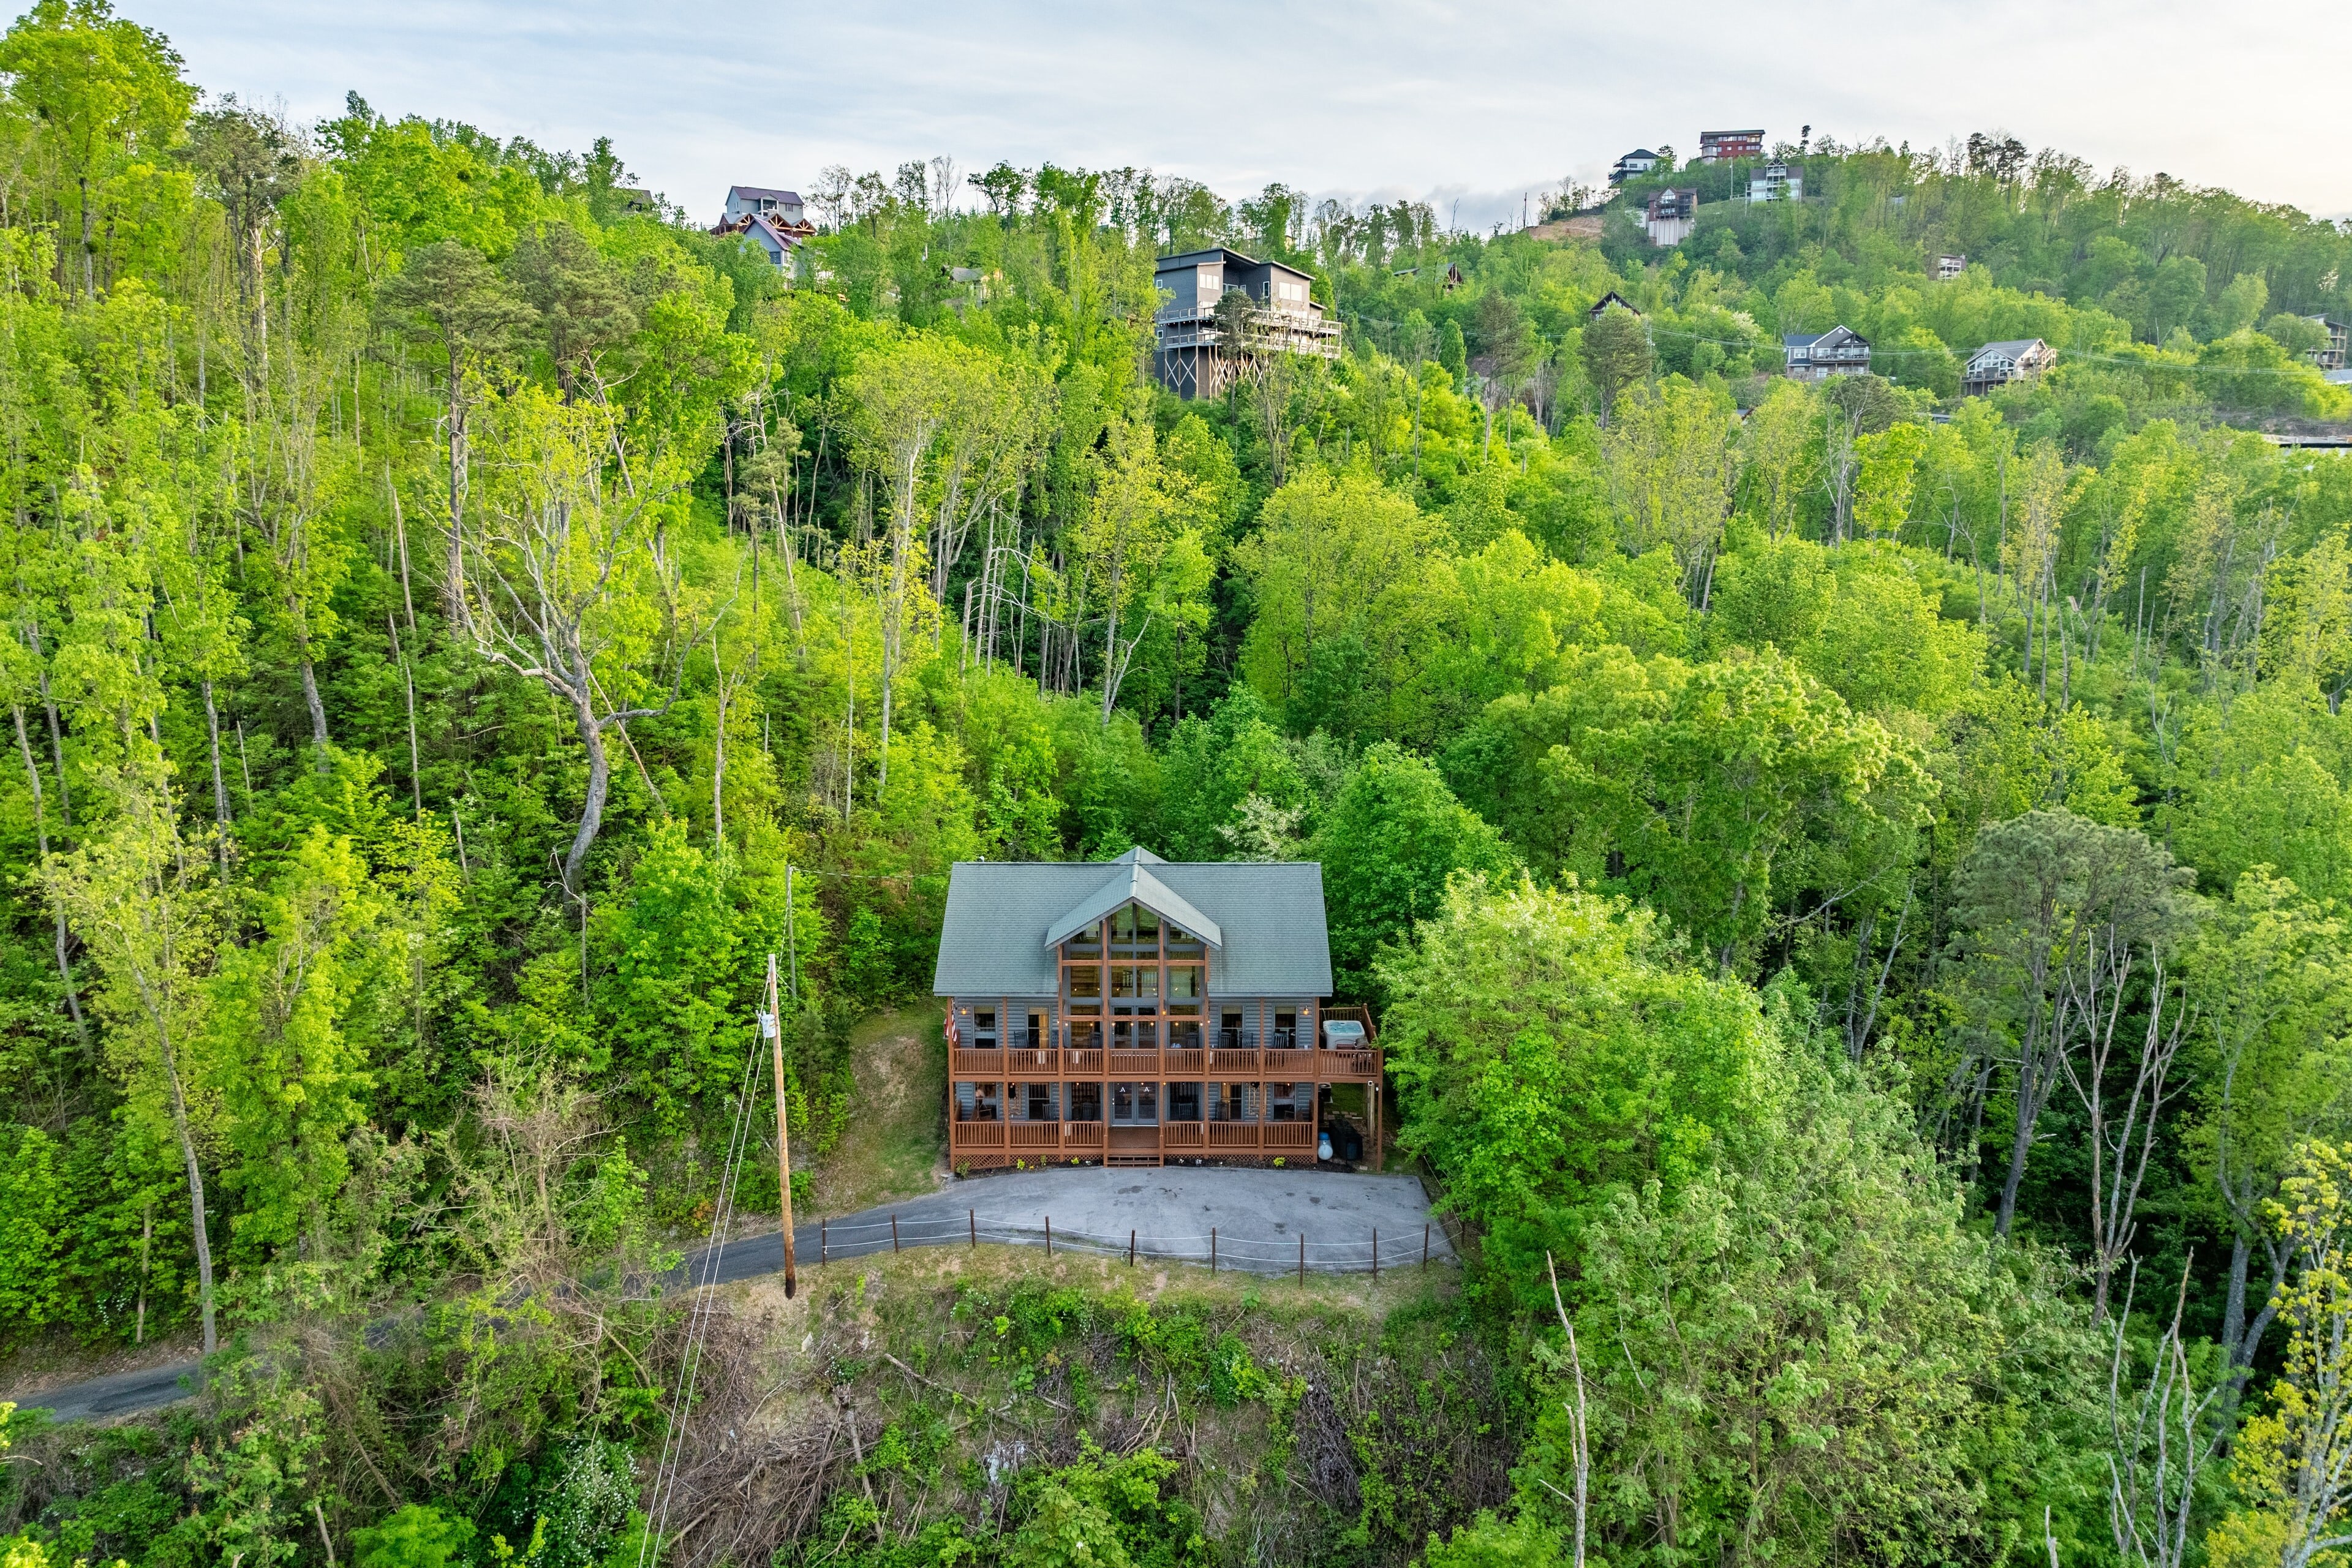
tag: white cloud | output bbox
[135,0,2352,227]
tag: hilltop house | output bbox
[1645,187,1698,246]
[2304,315,2348,371]
[932,848,1380,1170]
[1589,291,1642,320]
[1610,149,1661,185]
[1747,162,1802,203]
[1937,253,1967,281]
[1784,326,1871,380]
[725,185,805,225]
[1152,249,1342,399]
[710,186,816,270]
[1700,129,1765,163]
[1962,338,2057,396]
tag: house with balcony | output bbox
[1152,249,1342,399]
[933,848,1379,1170]
[1784,325,1871,380]
[711,186,816,270]
[1610,149,1661,186]
[1699,129,1766,163]
[1962,337,2057,396]
[2304,315,2349,371]
[1747,162,1802,203]
[1645,187,1698,246]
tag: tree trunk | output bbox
[78,176,95,298]
[13,705,83,1041]
[561,693,612,899]
[2223,1233,2251,1371]
[202,679,232,878]
[155,1013,217,1360]
[298,636,330,761]
[1996,1050,2038,1238]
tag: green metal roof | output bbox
[933,852,1331,999]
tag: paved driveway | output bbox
[9,1169,1450,1422]
[706,1165,1453,1281]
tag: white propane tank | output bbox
[1318,1132,1335,1162]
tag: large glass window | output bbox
[1111,1082,1159,1123]
[1065,964,1101,1016]
[1166,966,1200,1016]
[1110,965,1158,1014]
[1017,1082,1058,1121]
[1268,1082,1303,1121]
[1066,1082,1102,1121]
[1165,924,1205,959]
[1167,1081,1202,1121]
[1112,1019,1158,1051]
[974,1010,999,1049]
[1061,920,1101,959]
[1110,904,1159,958]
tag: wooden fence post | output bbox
[1211,1228,1217,1273]
[1298,1234,1306,1285]
[1129,1229,1136,1265]
[970,1208,976,1249]
[1046,1216,1052,1256]
[891,1214,900,1254]
[1373,1229,1379,1284]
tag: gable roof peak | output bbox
[1043,862,1222,950]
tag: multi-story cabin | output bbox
[932,848,1380,1170]
[1645,187,1698,247]
[1699,129,1766,163]
[711,186,816,271]
[2304,315,2349,372]
[1152,249,1342,399]
[1610,149,1661,186]
[1937,253,1967,282]
[1962,338,2057,397]
[1784,326,1871,380]
[1746,162,1802,204]
[724,185,805,225]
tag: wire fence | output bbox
[687,1208,1458,1283]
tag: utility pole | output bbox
[767,952,797,1297]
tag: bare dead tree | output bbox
[448,386,720,900]
[2062,946,2198,1318]
[2106,1259,2226,1568]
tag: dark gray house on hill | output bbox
[1152,249,1342,399]
[932,848,1378,1170]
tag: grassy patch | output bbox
[806,1003,949,1218]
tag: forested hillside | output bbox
[5,0,2352,1562]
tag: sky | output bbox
[134,0,2352,230]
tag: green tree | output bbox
[1542,1052,2099,1567]
[1578,302,1651,427]
[1951,808,2198,1241]
[1313,743,1513,998]
[1378,875,1782,1289]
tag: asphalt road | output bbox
[6,1167,1449,1422]
[704,1165,1452,1283]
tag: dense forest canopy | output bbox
[5,0,2352,1562]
